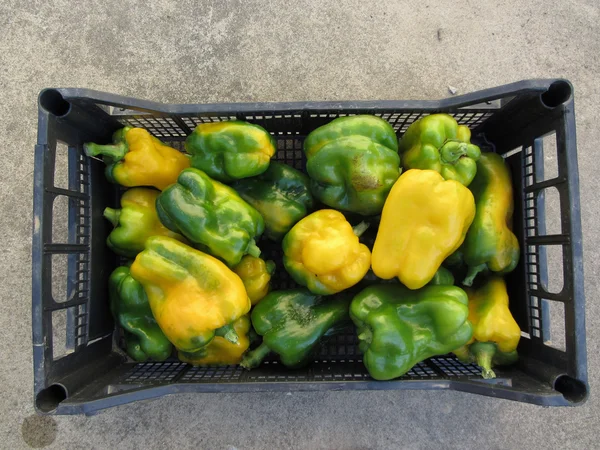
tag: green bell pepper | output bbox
[240,289,351,369]
[232,161,314,241]
[185,121,276,183]
[109,265,173,362]
[156,168,265,267]
[427,266,455,286]
[350,284,473,380]
[399,114,481,187]
[304,115,401,216]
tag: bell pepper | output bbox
[103,187,186,258]
[398,113,481,187]
[282,209,371,295]
[304,115,401,216]
[84,127,190,190]
[109,265,172,362]
[453,277,520,379]
[350,284,473,380]
[178,315,251,366]
[428,266,455,286]
[233,255,275,305]
[130,236,251,352]
[444,250,465,270]
[156,168,265,267]
[232,161,314,241]
[372,169,475,289]
[185,121,276,183]
[462,152,520,286]
[240,289,351,369]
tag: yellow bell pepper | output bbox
[178,315,251,365]
[84,127,190,190]
[233,256,275,305]
[282,209,371,295]
[372,169,475,289]
[130,236,251,352]
[454,277,521,378]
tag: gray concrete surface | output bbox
[1,0,599,448]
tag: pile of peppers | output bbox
[88,112,522,380]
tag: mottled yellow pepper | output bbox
[372,169,475,289]
[282,209,371,295]
[454,277,521,379]
[234,256,275,305]
[84,127,190,190]
[178,315,251,366]
[104,187,186,258]
[461,152,520,286]
[130,236,251,352]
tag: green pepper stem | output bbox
[240,342,271,369]
[462,263,487,287]
[357,328,373,345]
[103,207,121,227]
[215,323,239,344]
[247,328,260,345]
[352,221,370,238]
[471,342,497,379]
[265,260,276,275]
[247,240,261,259]
[84,141,128,162]
[440,140,468,164]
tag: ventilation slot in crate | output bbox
[110,109,496,142]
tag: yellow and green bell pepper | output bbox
[178,315,251,366]
[462,152,520,286]
[84,127,190,190]
[156,168,265,267]
[372,169,475,289]
[304,115,401,216]
[104,187,186,258]
[185,121,276,183]
[283,209,371,295]
[233,256,275,305]
[130,236,251,353]
[399,114,481,187]
[453,276,520,379]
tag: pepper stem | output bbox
[471,342,498,379]
[265,260,276,275]
[103,207,121,227]
[357,328,373,345]
[215,323,239,344]
[352,221,370,238]
[247,328,260,345]
[247,240,261,259]
[240,342,271,369]
[83,141,128,162]
[462,263,487,287]
[440,140,468,164]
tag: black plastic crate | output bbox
[32,80,588,415]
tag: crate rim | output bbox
[39,79,571,117]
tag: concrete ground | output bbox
[2,0,599,448]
